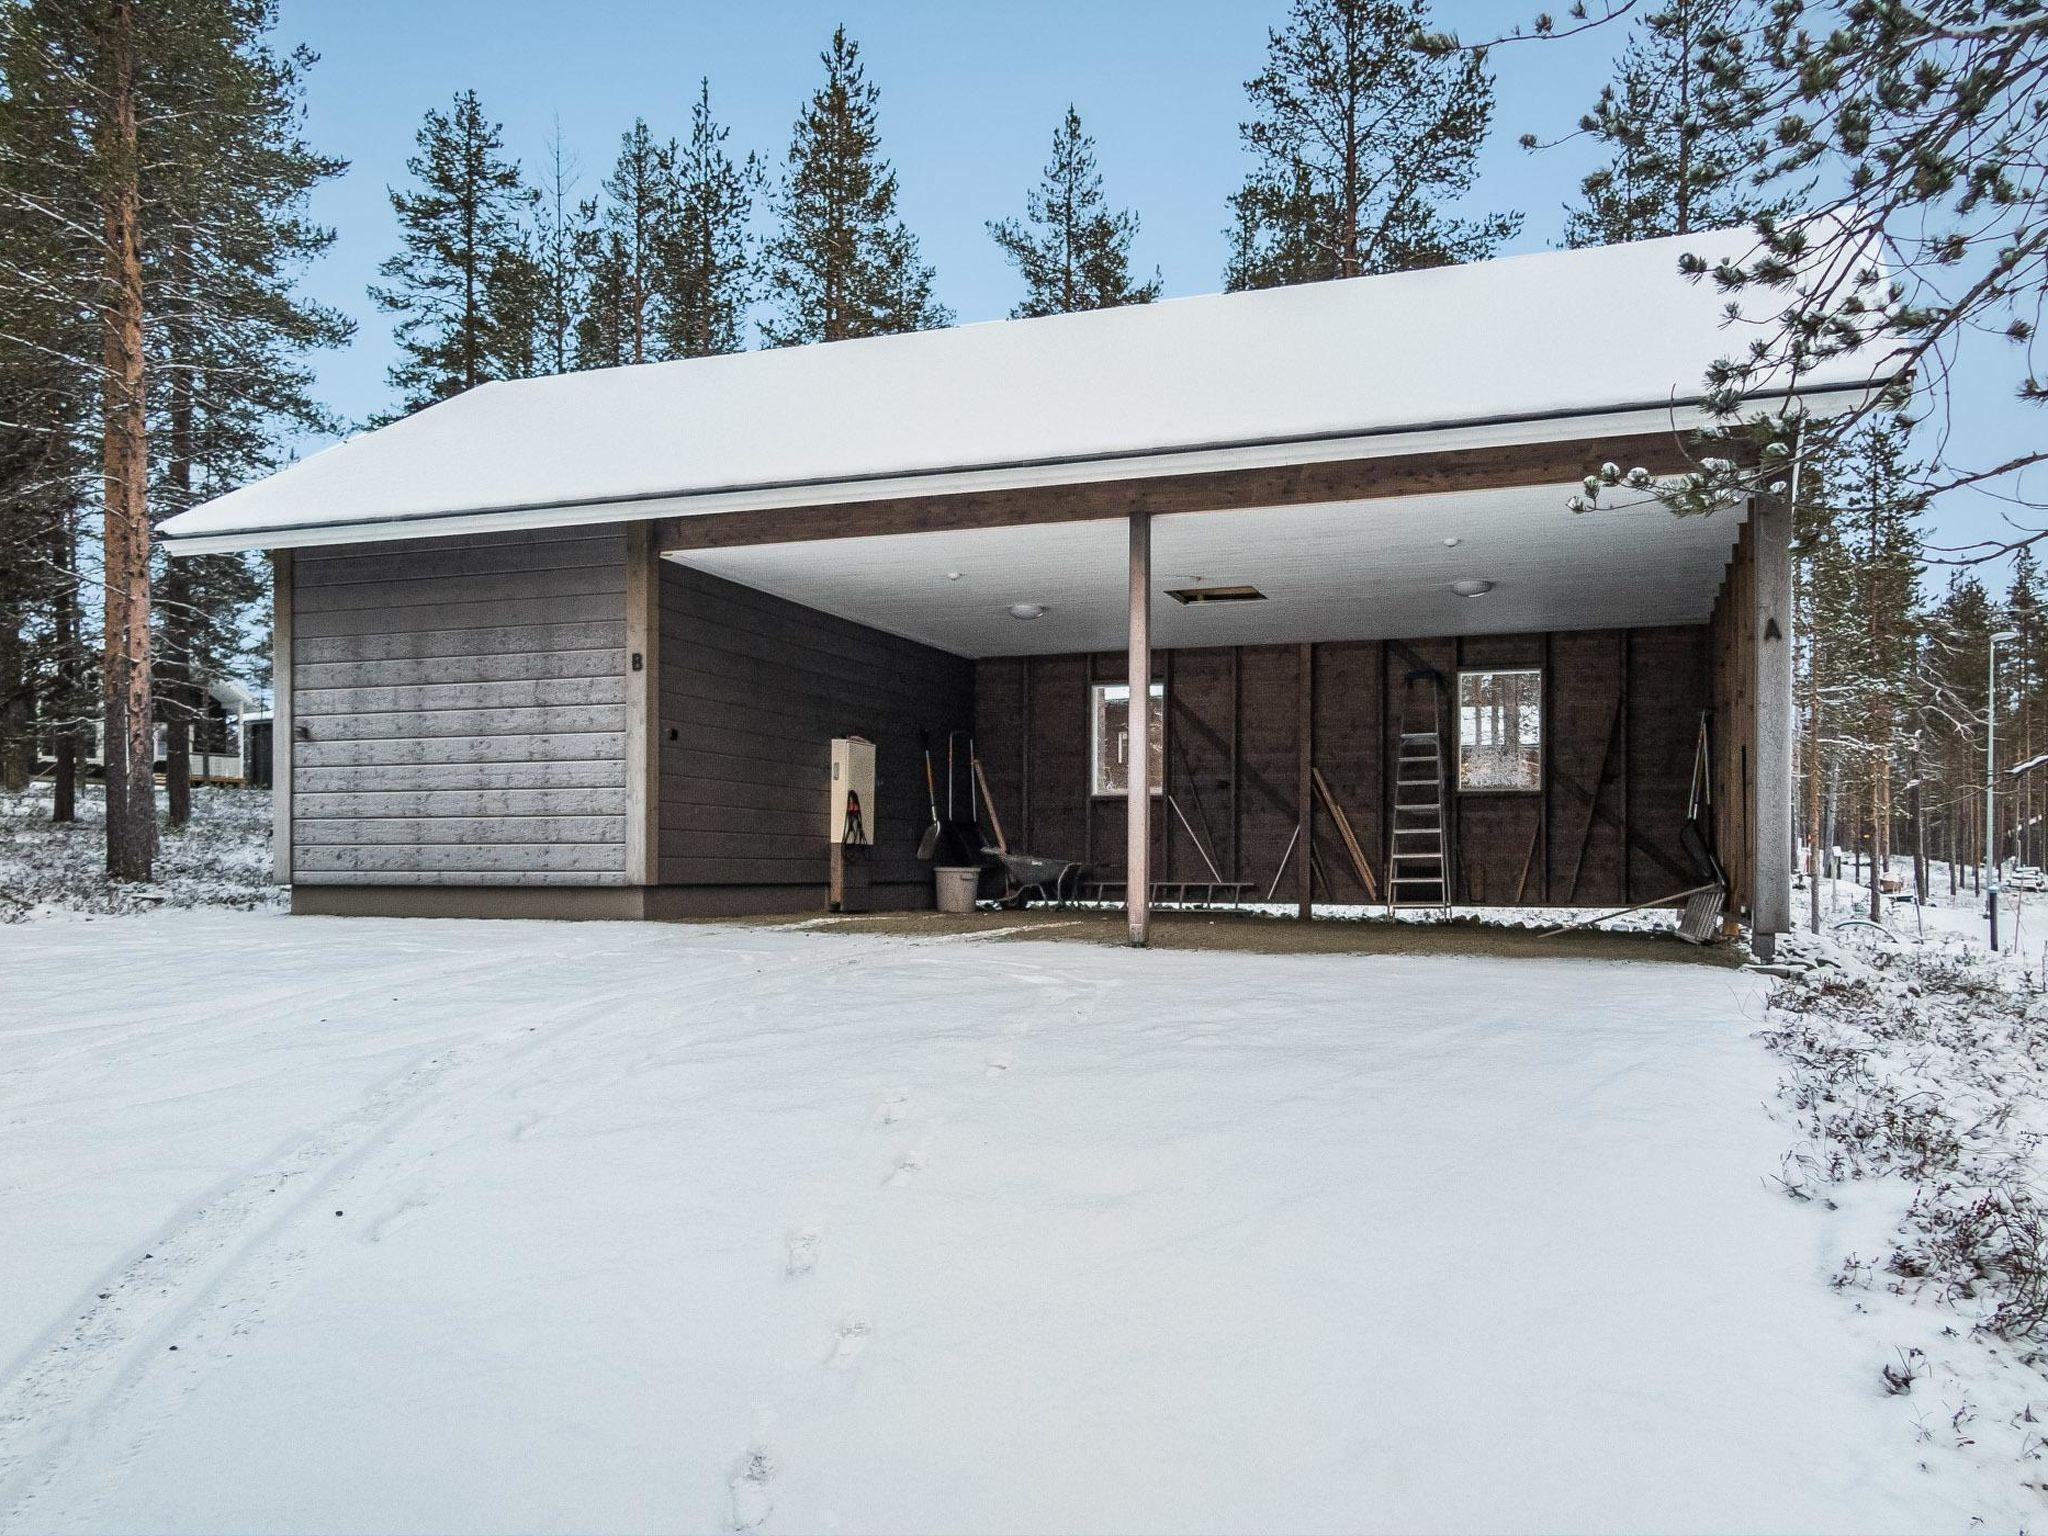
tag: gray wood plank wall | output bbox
[658,563,974,891]
[290,527,631,885]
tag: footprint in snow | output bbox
[885,1151,925,1187]
[876,1092,909,1126]
[726,1409,780,1531]
[985,1051,1013,1077]
[728,1444,777,1531]
[826,1318,872,1370]
[785,1226,822,1279]
[366,1187,439,1244]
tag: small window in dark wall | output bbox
[1091,681,1164,797]
[1457,669,1542,793]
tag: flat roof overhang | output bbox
[666,477,1750,658]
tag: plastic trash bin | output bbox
[934,866,980,914]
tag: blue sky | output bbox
[272,0,2037,572]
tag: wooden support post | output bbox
[1229,647,1242,881]
[1752,489,1794,959]
[1127,512,1152,947]
[1297,642,1313,920]
[623,522,660,886]
[1020,656,1033,851]
[271,549,293,886]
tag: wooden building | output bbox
[162,231,1887,958]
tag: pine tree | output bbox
[1224,0,1520,292]
[146,5,350,824]
[762,27,951,346]
[2006,548,2047,869]
[371,90,531,412]
[656,82,761,359]
[989,106,1160,318]
[527,123,587,375]
[575,119,675,368]
[0,26,91,804]
[1554,0,1777,248]
[0,0,346,870]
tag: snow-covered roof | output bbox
[162,228,1892,555]
[205,677,262,712]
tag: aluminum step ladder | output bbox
[1388,674,1451,915]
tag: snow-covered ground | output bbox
[0,785,281,921]
[2,908,2036,1533]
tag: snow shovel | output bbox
[917,732,942,860]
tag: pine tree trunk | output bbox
[163,256,195,831]
[0,613,29,793]
[165,719,190,826]
[99,0,154,882]
[1912,758,1927,902]
[51,504,79,825]
[1804,562,1823,933]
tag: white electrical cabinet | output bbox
[829,736,876,845]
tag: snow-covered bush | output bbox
[1764,941,2048,1351]
[0,783,282,921]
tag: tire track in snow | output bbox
[0,936,781,1528]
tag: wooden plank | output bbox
[658,855,835,885]
[296,565,626,618]
[296,815,623,846]
[294,561,626,614]
[295,591,626,641]
[295,733,625,769]
[297,535,626,589]
[293,622,626,667]
[1563,689,1625,902]
[296,703,626,743]
[656,774,819,817]
[297,760,627,794]
[297,843,626,874]
[656,430,1699,551]
[974,758,1008,853]
[295,787,628,818]
[296,675,626,717]
[660,799,838,834]
[1312,766,1378,901]
[295,647,625,691]
[663,828,827,862]
[273,550,293,884]
[297,869,630,887]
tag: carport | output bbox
[161,229,1886,960]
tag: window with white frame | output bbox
[1090,681,1164,797]
[1457,669,1542,792]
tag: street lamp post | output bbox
[1990,628,2021,952]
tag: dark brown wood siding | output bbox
[657,564,974,897]
[975,625,1713,908]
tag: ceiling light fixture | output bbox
[1442,537,1462,548]
[1008,603,1046,621]
[1451,578,1495,598]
